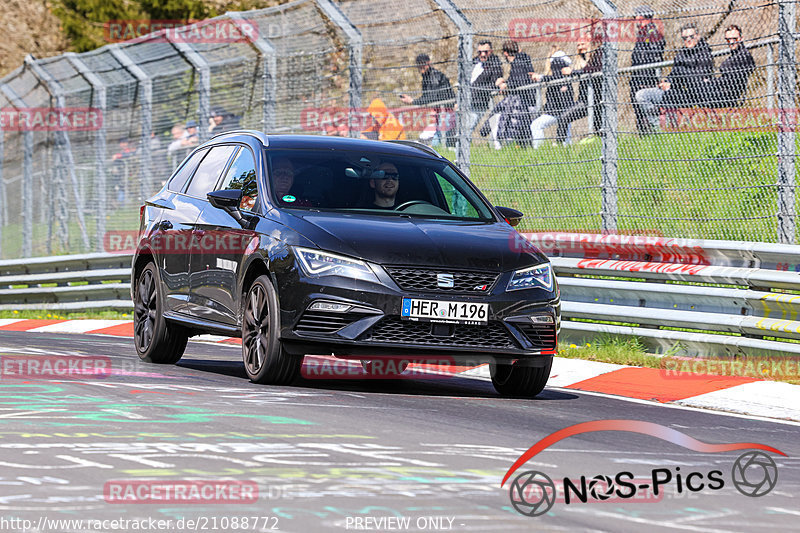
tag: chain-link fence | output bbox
[0,0,797,258]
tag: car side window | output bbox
[218,147,259,212]
[184,145,237,198]
[435,172,479,218]
[167,148,208,192]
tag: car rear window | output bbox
[184,145,237,198]
[167,148,208,192]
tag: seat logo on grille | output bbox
[436,273,455,288]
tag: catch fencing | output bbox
[0,0,798,260]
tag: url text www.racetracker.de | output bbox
[0,516,280,531]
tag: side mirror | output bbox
[495,206,524,227]
[208,189,245,226]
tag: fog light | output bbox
[309,301,352,313]
[530,315,554,324]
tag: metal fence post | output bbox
[766,43,775,110]
[433,0,472,177]
[109,44,153,205]
[228,12,277,132]
[66,53,107,253]
[25,55,92,252]
[0,85,34,257]
[0,129,4,256]
[777,0,796,244]
[593,1,619,233]
[165,32,211,146]
[315,0,362,137]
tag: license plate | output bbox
[401,298,489,325]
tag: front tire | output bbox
[133,262,188,364]
[490,358,552,397]
[242,275,302,384]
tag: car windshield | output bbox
[265,149,495,221]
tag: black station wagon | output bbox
[132,132,560,396]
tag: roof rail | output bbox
[386,140,443,158]
[208,129,269,146]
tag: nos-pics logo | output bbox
[502,420,784,517]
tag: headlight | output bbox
[507,263,554,292]
[293,247,379,283]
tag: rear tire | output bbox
[490,358,552,397]
[242,275,302,385]
[133,262,188,364]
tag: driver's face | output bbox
[372,164,399,198]
[273,160,295,196]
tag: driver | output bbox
[369,162,400,209]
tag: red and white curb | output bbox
[2,319,799,422]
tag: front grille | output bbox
[294,311,361,335]
[385,267,499,293]
[364,317,518,349]
[515,323,557,351]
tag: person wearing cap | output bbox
[185,120,200,146]
[529,49,575,148]
[630,5,665,135]
[400,53,455,146]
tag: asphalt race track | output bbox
[0,331,797,532]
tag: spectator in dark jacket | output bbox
[555,37,603,144]
[400,53,456,146]
[630,5,665,134]
[487,40,537,146]
[530,50,575,148]
[704,25,756,107]
[469,40,503,130]
[636,23,714,133]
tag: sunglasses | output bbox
[682,34,697,41]
[726,37,740,43]
[478,50,491,55]
[381,173,399,180]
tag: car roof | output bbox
[206,131,444,160]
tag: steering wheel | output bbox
[395,200,433,211]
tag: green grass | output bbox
[559,334,800,385]
[463,130,785,241]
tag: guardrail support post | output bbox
[777,0,796,244]
[0,85,34,257]
[227,13,277,132]
[315,0,362,137]
[433,0,472,176]
[109,44,153,204]
[0,129,4,256]
[595,2,619,233]
[66,53,108,253]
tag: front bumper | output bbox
[276,266,560,364]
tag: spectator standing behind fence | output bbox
[630,5,665,135]
[555,36,603,145]
[482,40,537,148]
[529,50,574,148]
[636,23,713,134]
[703,25,756,108]
[399,54,455,146]
[468,40,503,132]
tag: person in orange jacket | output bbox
[361,98,406,141]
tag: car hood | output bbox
[287,212,547,272]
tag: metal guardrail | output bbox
[2,236,800,357]
[0,253,132,311]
